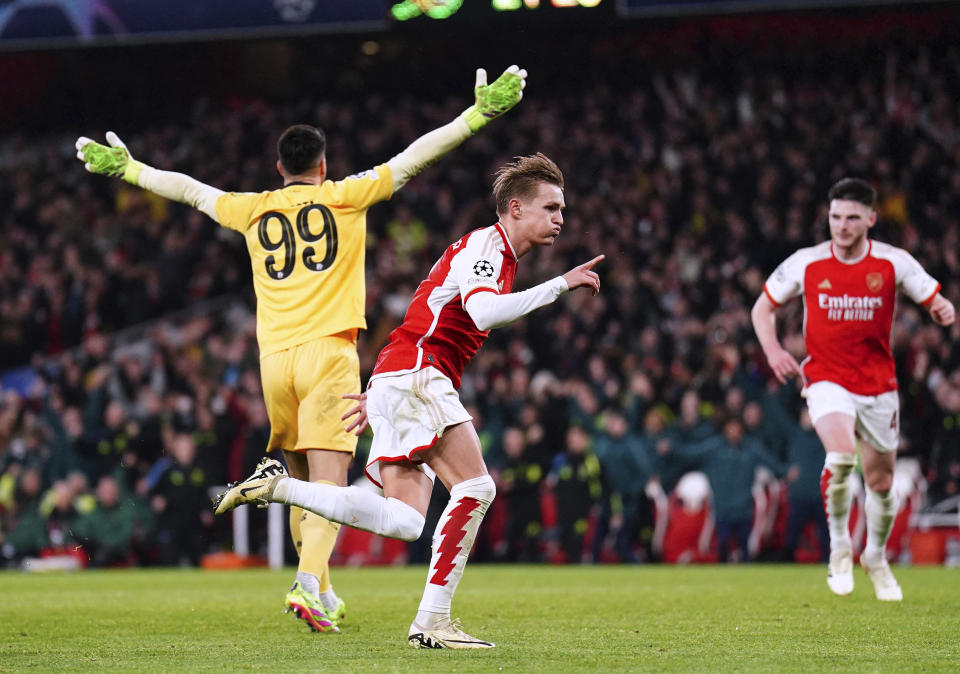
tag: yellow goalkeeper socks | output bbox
[299,481,342,595]
[289,506,305,558]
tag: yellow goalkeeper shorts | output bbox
[260,331,360,454]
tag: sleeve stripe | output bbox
[920,284,941,307]
[763,285,782,307]
[463,286,498,305]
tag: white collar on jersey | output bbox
[830,239,871,266]
[494,222,518,259]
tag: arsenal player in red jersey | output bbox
[218,153,603,648]
[752,178,955,601]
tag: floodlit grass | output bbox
[1,564,958,672]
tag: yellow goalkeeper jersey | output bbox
[215,164,393,357]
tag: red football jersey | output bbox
[764,240,940,395]
[371,223,517,389]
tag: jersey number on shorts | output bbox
[257,204,339,280]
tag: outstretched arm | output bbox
[76,132,224,222]
[751,293,802,384]
[465,255,603,331]
[386,65,527,191]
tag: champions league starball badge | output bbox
[473,260,495,278]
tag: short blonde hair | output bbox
[492,152,564,216]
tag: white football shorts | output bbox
[803,380,899,453]
[364,366,473,488]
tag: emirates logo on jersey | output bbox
[866,272,884,293]
[819,293,883,321]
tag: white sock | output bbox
[821,452,856,553]
[273,477,425,541]
[863,487,897,564]
[416,475,496,628]
[295,571,319,597]
[319,588,339,612]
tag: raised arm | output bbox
[465,255,603,331]
[751,293,802,384]
[386,65,527,191]
[75,132,224,222]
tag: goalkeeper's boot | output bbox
[212,457,286,514]
[285,582,339,633]
[860,553,903,601]
[328,597,347,627]
[408,617,494,649]
[826,547,854,596]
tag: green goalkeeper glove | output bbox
[75,131,145,185]
[460,65,528,133]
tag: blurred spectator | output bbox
[591,408,654,563]
[73,475,152,567]
[663,390,716,491]
[3,467,46,561]
[147,431,213,566]
[782,409,829,562]
[499,427,543,562]
[664,419,787,562]
[548,426,603,564]
[928,385,960,502]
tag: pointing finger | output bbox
[583,254,606,269]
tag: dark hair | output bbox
[492,152,564,215]
[277,125,326,175]
[827,177,876,208]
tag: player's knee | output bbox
[479,475,497,504]
[865,472,893,494]
[823,452,855,482]
[453,474,496,505]
[387,498,425,541]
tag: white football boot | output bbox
[860,554,903,601]
[408,618,494,649]
[827,547,854,596]
[213,457,286,514]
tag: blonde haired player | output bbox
[216,153,604,648]
[76,65,528,633]
[752,177,955,601]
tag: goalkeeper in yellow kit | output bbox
[75,65,527,634]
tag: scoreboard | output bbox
[0,0,388,49]
[617,0,938,17]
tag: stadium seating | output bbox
[2,20,960,566]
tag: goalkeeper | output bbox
[76,65,527,635]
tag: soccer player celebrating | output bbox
[216,153,604,648]
[751,178,955,601]
[74,65,528,633]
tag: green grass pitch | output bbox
[1,564,958,672]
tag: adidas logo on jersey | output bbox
[818,278,832,290]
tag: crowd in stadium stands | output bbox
[2,31,960,567]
